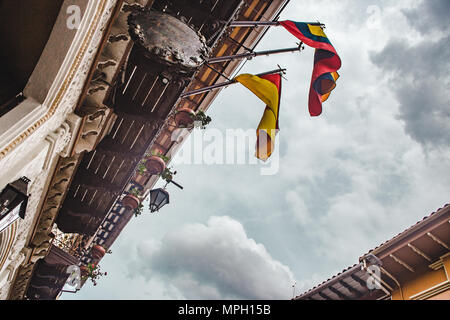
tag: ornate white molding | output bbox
[0,0,117,160]
[0,0,118,300]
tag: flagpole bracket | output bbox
[277,65,287,80]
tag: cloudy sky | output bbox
[63,0,450,300]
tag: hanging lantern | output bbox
[0,177,29,233]
[148,188,170,213]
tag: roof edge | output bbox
[293,263,363,300]
[360,204,450,262]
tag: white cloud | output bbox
[285,190,310,226]
[127,216,296,300]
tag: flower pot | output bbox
[174,108,196,128]
[81,263,97,277]
[80,265,88,277]
[122,194,140,210]
[145,155,166,175]
[80,264,94,277]
[91,245,106,260]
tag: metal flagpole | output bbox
[180,68,286,98]
[254,67,287,78]
[206,45,302,64]
[229,21,325,28]
[229,21,280,27]
[180,80,236,98]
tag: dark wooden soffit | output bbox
[360,204,450,284]
[294,264,386,301]
[55,0,256,236]
[90,0,289,252]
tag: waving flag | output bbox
[279,21,341,116]
[234,73,282,161]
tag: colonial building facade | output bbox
[294,204,450,300]
[0,0,290,300]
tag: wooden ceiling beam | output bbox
[318,292,332,300]
[328,286,351,300]
[338,279,363,298]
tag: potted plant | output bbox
[137,161,147,176]
[122,187,141,210]
[174,107,196,128]
[159,167,184,189]
[133,202,144,217]
[80,263,107,286]
[160,167,176,183]
[193,110,212,129]
[90,244,106,260]
[174,109,211,129]
[144,152,169,175]
[139,151,184,191]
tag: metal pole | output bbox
[229,21,325,28]
[180,80,236,98]
[168,180,184,190]
[254,68,286,78]
[180,68,286,98]
[229,21,280,27]
[206,45,302,64]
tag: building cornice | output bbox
[0,0,111,160]
[409,280,450,300]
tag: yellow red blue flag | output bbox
[280,21,341,116]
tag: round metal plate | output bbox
[128,10,209,70]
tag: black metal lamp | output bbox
[0,177,29,232]
[148,188,170,212]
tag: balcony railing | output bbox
[51,234,86,260]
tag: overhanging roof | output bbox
[294,263,387,300]
[295,204,450,300]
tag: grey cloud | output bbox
[128,216,295,299]
[370,36,450,148]
[370,38,450,78]
[403,0,450,34]
[370,0,450,148]
[304,167,353,215]
[373,172,410,206]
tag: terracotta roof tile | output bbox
[294,263,361,299]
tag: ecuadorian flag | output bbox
[234,73,282,161]
[280,21,341,116]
